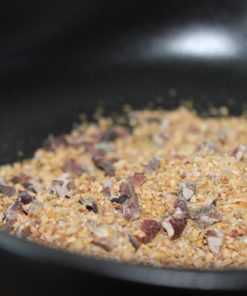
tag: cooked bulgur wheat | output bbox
[0,107,247,270]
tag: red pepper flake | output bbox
[137,219,161,244]
[145,157,160,173]
[121,198,141,221]
[162,216,187,240]
[62,158,85,176]
[231,144,247,161]
[173,197,189,219]
[128,172,147,186]
[206,230,223,255]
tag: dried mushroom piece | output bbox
[136,219,161,244]
[145,157,160,173]
[128,172,147,186]
[206,230,223,255]
[12,173,30,185]
[162,216,187,240]
[62,158,85,176]
[27,200,45,214]
[5,201,23,223]
[18,191,34,205]
[119,181,136,199]
[50,174,75,198]
[190,202,222,227]
[231,144,247,161]
[173,196,189,219]
[180,182,196,201]
[102,179,112,198]
[0,177,15,197]
[121,198,141,221]
[92,150,116,176]
[0,184,16,197]
[100,126,128,142]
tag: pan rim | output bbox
[0,232,246,291]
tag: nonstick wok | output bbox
[0,0,247,295]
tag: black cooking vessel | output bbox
[0,0,246,295]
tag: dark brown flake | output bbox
[110,194,129,204]
[79,198,98,213]
[128,235,140,250]
[18,191,34,205]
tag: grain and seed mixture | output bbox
[0,107,247,270]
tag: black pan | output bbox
[0,0,246,295]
